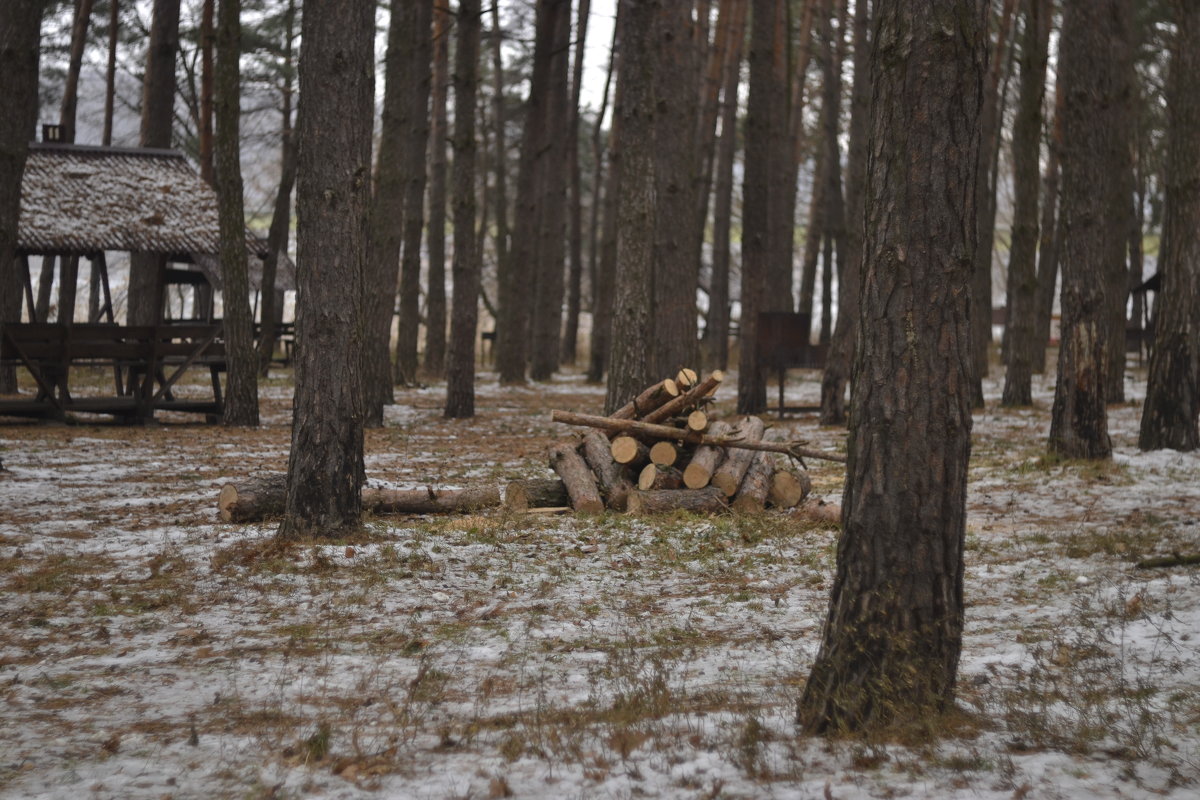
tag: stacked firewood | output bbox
[531,369,844,516]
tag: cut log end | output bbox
[686,409,708,432]
[648,440,678,467]
[611,435,646,465]
[217,484,238,522]
[768,470,812,509]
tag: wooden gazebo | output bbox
[0,139,286,422]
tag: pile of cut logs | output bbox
[537,369,845,515]
[215,370,845,523]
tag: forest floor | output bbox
[1,360,1198,800]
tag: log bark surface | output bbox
[730,450,773,513]
[579,429,633,510]
[504,478,570,510]
[627,486,728,515]
[642,370,723,424]
[552,410,847,463]
[548,442,605,513]
[219,474,289,522]
[682,420,732,488]
[712,416,766,496]
[611,378,679,420]
[363,486,501,514]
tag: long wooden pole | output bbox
[550,410,847,464]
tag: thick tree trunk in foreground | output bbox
[1048,0,1121,461]
[445,0,482,419]
[798,0,983,734]
[1139,2,1200,452]
[278,0,374,538]
[215,0,258,426]
[0,0,46,393]
[1001,0,1050,407]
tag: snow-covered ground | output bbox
[1,365,1197,799]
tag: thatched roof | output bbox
[17,142,282,265]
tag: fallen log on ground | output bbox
[579,430,633,510]
[627,486,728,515]
[730,451,774,513]
[218,476,502,523]
[712,416,766,496]
[504,478,570,511]
[637,464,684,491]
[550,410,847,464]
[1136,553,1200,569]
[768,469,812,509]
[548,442,605,514]
[682,420,732,489]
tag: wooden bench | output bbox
[0,322,226,421]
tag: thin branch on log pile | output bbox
[550,410,847,463]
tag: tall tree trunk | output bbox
[1033,70,1064,373]
[1048,0,1123,461]
[561,0,591,365]
[488,2,511,361]
[651,0,701,377]
[816,0,846,346]
[1139,1,1200,452]
[199,0,214,182]
[103,0,118,145]
[705,0,747,372]
[425,0,451,378]
[605,0,656,411]
[586,3,622,385]
[394,1,434,387]
[737,0,787,414]
[1,0,45,392]
[969,0,1017,405]
[366,0,426,423]
[60,0,95,144]
[445,0,482,418]
[279,0,374,538]
[1102,5,1135,404]
[214,0,257,426]
[819,0,869,425]
[1001,0,1050,407]
[765,0,794,312]
[129,0,181,327]
[529,1,572,381]
[256,0,296,378]
[798,0,984,734]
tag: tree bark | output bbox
[730,451,774,513]
[969,0,1017,404]
[529,1,572,382]
[548,441,605,514]
[214,0,258,426]
[561,0,591,366]
[504,478,570,510]
[1001,0,1050,407]
[704,1,746,371]
[1048,0,1122,461]
[1,0,45,392]
[737,0,787,414]
[815,0,847,348]
[129,0,182,328]
[103,0,119,146]
[60,0,95,144]
[798,0,984,734]
[445,0,482,419]
[589,36,624,388]
[627,486,727,515]
[650,0,701,377]
[198,0,214,180]
[1139,1,1200,452]
[257,0,296,378]
[683,419,733,488]
[605,0,657,411]
[585,7,619,381]
[1033,70,1064,374]
[425,0,452,378]
[364,2,410,423]
[488,2,512,370]
[819,0,869,425]
[579,429,633,510]
[394,2,434,388]
[711,415,765,496]
[278,0,374,538]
